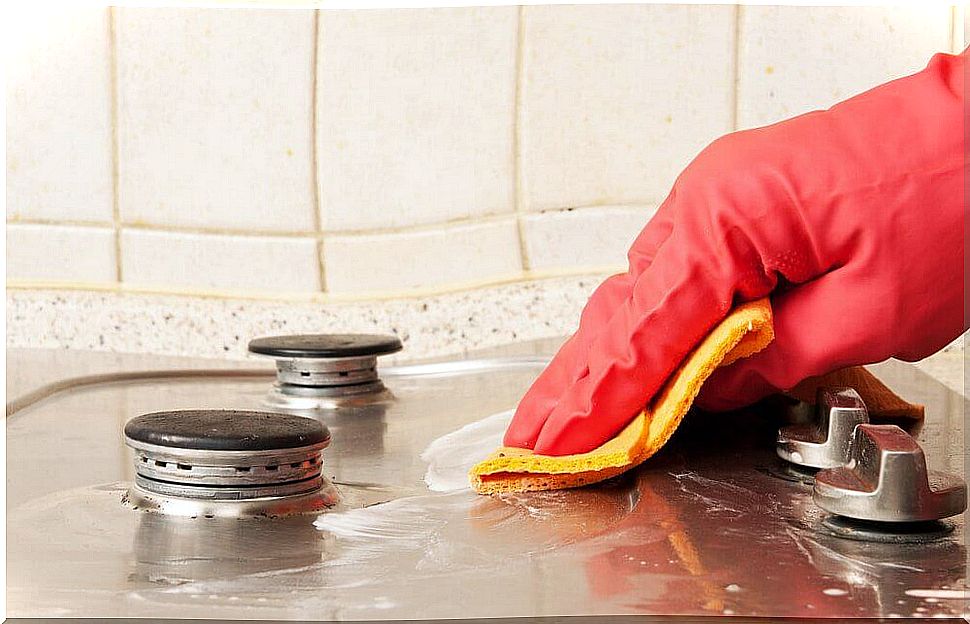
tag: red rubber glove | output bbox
[506,50,966,456]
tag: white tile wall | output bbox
[519,4,736,212]
[523,206,653,272]
[324,220,521,295]
[737,5,954,129]
[115,8,316,232]
[7,224,116,283]
[6,5,960,300]
[121,229,319,294]
[6,7,113,223]
[316,8,517,231]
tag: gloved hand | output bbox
[505,50,966,456]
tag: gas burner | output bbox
[248,333,403,409]
[123,410,338,518]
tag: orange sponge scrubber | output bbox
[471,299,775,494]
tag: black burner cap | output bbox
[248,333,403,359]
[124,410,330,451]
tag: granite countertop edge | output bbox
[6,281,965,398]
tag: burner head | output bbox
[248,334,403,359]
[248,333,402,406]
[124,409,330,451]
[124,410,336,517]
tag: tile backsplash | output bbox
[6,4,963,299]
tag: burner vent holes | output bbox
[138,455,320,475]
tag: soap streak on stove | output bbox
[670,470,779,518]
[420,409,513,492]
[140,486,606,618]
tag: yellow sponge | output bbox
[471,299,775,494]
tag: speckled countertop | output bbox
[6,277,965,398]
[6,276,602,362]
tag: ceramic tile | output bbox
[324,219,521,294]
[7,224,116,283]
[523,206,654,271]
[6,7,113,222]
[317,8,517,231]
[519,4,736,212]
[115,8,316,232]
[121,229,319,294]
[737,6,953,129]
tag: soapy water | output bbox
[904,589,970,600]
[140,486,633,618]
[421,408,513,492]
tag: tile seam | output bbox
[731,4,743,132]
[108,7,123,283]
[7,219,116,229]
[952,5,964,53]
[310,9,328,294]
[9,201,660,238]
[512,5,531,272]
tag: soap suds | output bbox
[421,409,513,491]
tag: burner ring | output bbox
[275,355,381,388]
[248,333,402,404]
[128,439,327,486]
[124,410,335,516]
[133,473,325,501]
[819,515,955,544]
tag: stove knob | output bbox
[777,387,868,469]
[813,424,967,523]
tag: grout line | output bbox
[107,7,123,283]
[6,265,618,306]
[521,203,660,220]
[8,202,660,238]
[119,221,318,238]
[730,4,743,132]
[952,5,965,53]
[330,211,518,236]
[310,9,328,294]
[7,217,115,229]
[511,5,531,272]
[950,5,956,53]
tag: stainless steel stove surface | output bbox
[6,341,968,620]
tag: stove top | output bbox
[5,342,968,620]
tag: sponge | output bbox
[471,299,775,494]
